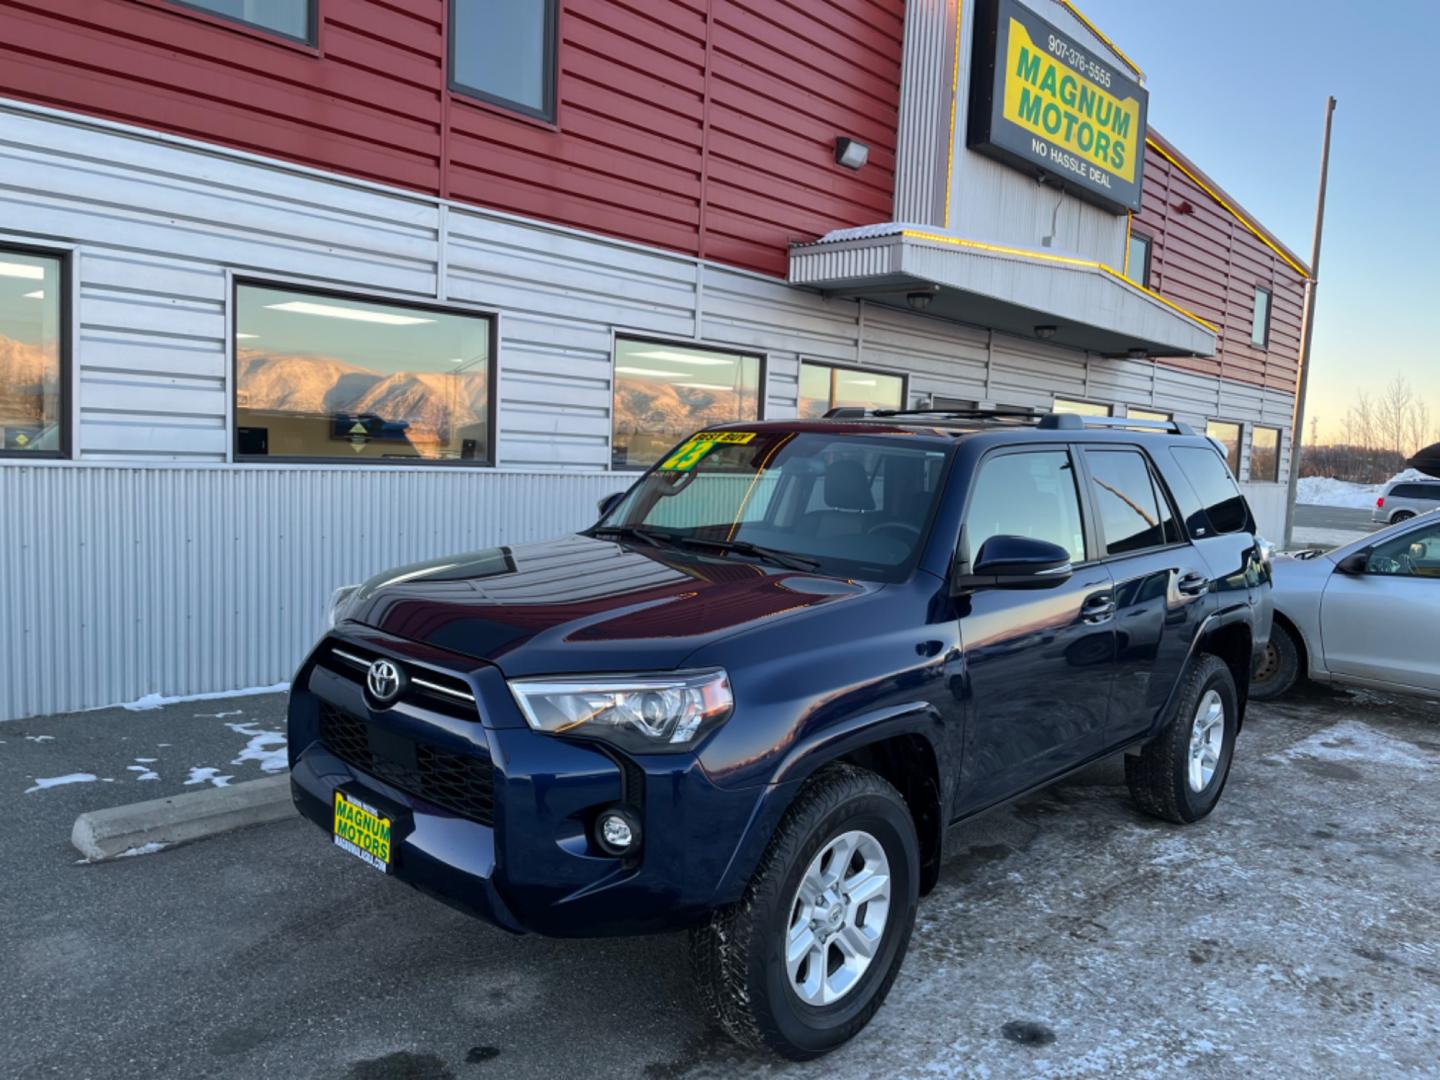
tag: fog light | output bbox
[596,808,640,856]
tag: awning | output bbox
[789,224,1217,358]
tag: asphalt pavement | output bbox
[4,686,1439,1079]
[1292,505,1377,533]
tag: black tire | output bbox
[1391,510,1416,523]
[1126,654,1238,824]
[688,763,919,1060]
[1250,622,1300,701]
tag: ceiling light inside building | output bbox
[265,300,434,326]
[615,366,683,378]
[0,261,44,280]
[676,383,731,391]
[628,350,733,366]
[835,137,869,170]
[23,290,44,300]
[236,333,259,339]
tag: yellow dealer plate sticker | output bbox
[659,431,756,472]
[333,790,392,873]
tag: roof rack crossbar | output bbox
[1037,414,1195,436]
[822,406,1041,424]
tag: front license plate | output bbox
[332,790,392,874]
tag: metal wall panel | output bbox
[0,465,620,721]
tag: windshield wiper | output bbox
[675,536,820,572]
[589,525,674,549]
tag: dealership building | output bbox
[0,0,1308,720]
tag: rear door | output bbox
[1320,519,1440,691]
[955,446,1117,813]
[1077,447,1207,745]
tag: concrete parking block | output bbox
[71,774,294,861]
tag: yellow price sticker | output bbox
[659,438,715,472]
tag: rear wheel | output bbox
[1250,622,1300,701]
[688,764,919,1059]
[1126,655,1238,824]
[1391,510,1416,523]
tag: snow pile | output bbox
[1296,468,1432,509]
[226,721,288,773]
[184,766,233,788]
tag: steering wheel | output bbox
[1369,556,1403,575]
[868,522,921,544]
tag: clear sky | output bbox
[1080,0,1440,444]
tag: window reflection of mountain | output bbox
[236,349,488,457]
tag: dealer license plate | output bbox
[332,790,392,874]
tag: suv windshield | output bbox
[596,430,950,581]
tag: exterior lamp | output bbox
[835,137,869,170]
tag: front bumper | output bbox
[288,630,788,937]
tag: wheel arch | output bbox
[1270,609,1311,675]
[1195,619,1253,725]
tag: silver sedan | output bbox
[1252,512,1440,700]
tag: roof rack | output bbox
[1036,414,1196,436]
[821,406,1195,436]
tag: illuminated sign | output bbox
[968,0,1147,214]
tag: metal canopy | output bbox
[789,225,1218,359]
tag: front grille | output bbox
[319,702,495,826]
[315,640,479,719]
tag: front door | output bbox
[1321,520,1440,692]
[1078,447,1210,744]
[955,447,1117,814]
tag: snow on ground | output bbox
[183,766,233,788]
[226,721,288,773]
[24,773,106,794]
[126,760,160,781]
[111,682,289,712]
[1296,468,1430,508]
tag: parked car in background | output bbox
[289,411,1271,1059]
[1371,478,1440,524]
[1253,514,1440,701]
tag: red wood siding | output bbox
[1135,139,1307,394]
[0,0,902,278]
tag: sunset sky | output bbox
[1083,0,1439,444]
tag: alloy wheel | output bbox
[1187,689,1226,792]
[785,829,891,1006]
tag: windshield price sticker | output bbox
[659,431,756,471]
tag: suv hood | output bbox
[342,534,877,676]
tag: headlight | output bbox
[327,584,360,628]
[508,669,733,753]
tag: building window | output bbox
[451,0,558,121]
[1127,231,1152,286]
[1054,398,1112,417]
[1205,420,1242,476]
[166,0,314,43]
[1251,286,1272,348]
[0,248,66,458]
[1127,407,1172,422]
[798,362,904,418]
[612,338,762,470]
[1250,425,1280,482]
[234,283,495,464]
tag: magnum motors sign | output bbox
[968,0,1147,214]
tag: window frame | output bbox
[609,333,767,473]
[1076,445,1189,560]
[1249,425,1282,483]
[448,0,560,124]
[1251,285,1272,349]
[799,359,908,418]
[1127,230,1153,287]
[229,276,500,468]
[0,242,72,462]
[1205,419,1243,476]
[151,0,318,47]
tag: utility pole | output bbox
[1283,96,1337,547]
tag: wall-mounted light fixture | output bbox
[835,137,869,170]
[1034,325,1058,340]
[907,289,936,312]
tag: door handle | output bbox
[1081,592,1116,624]
[1177,571,1209,597]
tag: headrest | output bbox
[824,458,875,511]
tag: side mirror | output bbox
[596,492,625,518]
[1335,551,1369,575]
[952,535,1073,592]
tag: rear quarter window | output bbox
[1392,484,1440,501]
[1168,446,1253,536]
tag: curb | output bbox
[72,773,295,861]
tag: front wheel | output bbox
[688,764,919,1059]
[1126,654,1238,824]
[1250,622,1300,700]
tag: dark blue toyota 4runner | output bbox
[288,409,1272,1058]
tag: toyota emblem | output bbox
[366,659,403,705]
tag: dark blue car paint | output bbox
[288,422,1269,937]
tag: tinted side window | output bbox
[1085,450,1167,555]
[1392,484,1440,501]
[965,451,1086,563]
[1171,447,1251,536]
